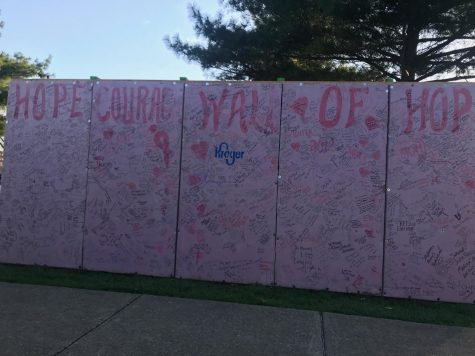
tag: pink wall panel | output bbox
[83,81,183,276]
[4,78,475,304]
[176,82,281,284]
[385,83,475,302]
[0,80,91,268]
[276,83,387,294]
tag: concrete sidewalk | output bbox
[0,282,474,356]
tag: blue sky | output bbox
[0,0,222,80]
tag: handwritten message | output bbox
[276,83,387,294]
[385,83,475,303]
[2,79,475,304]
[82,81,183,276]
[175,82,281,284]
[0,80,91,268]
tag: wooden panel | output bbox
[176,82,281,284]
[385,83,475,303]
[0,80,91,268]
[83,81,183,276]
[276,83,387,294]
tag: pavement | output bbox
[0,282,474,356]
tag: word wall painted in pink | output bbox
[176,82,281,284]
[276,83,388,294]
[385,83,475,303]
[0,80,91,268]
[4,79,475,304]
[83,81,183,276]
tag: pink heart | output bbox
[103,128,114,139]
[290,142,301,151]
[186,223,196,234]
[153,167,162,177]
[196,204,206,216]
[191,141,209,160]
[291,97,308,118]
[187,174,201,186]
[127,182,136,190]
[359,137,369,147]
[365,116,380,131]
[359,167,370,177]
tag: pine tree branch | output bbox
[424,46,475,60]
[429,75,475,82]
[416,49,475,81]
[419,29,470,58]
[419,35,475,42]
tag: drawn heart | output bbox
[127,182,136,190]
[365,116,380,131]
[359,137,369,147]
[153,167,162,177]
[191,141,209,160]
[196,204,207,216]
[359,167,370,177]
[365,229,374,238]
[465,180,475,189]
[291,96,308,118]
[103,128,114,139]
[187,174,201,186]
[290,142,301,151]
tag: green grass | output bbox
[0,263,474,328]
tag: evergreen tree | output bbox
[166,0,475,82]
[166,0,380,80]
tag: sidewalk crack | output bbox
[53,294,142,355]
[320,312,327,356]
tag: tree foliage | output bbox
[0,52,51,106]
[324,0,475,81]
[0,16,51,137]
[166,1,380,80]
[166,0,475,82]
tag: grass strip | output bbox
[0,263,474,328]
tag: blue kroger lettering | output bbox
[214,142,244,166]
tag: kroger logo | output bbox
[214,142,245,166]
